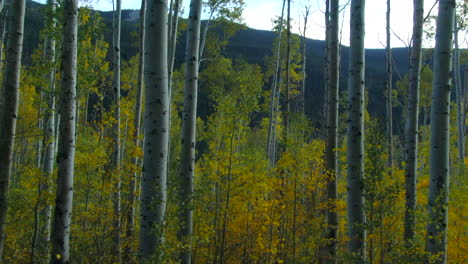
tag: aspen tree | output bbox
[284,0,291,143]
[404,0,423,242]
[266,0,286,167]
[167,0,181,170]
[386,0,393,169]
[179,1,203,263]
[125,0,145,261]
[426,0,455,263]
[111,0,122,262]
[50,0,78,262]
[139,0,169,262]
[0,0,25,259]
[0,2,7,93]
[453,14,464,170]
[325,0,339,262]
[38,0,58,260]
[299,5,310,114]
[346,0,366,261]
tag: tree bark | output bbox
[386,0,393,169]
[124,1,145,262]
[325,0,339,262]
[299,7,310,115]
[404,0,423,242]
[37,0,57,260]
[323,0,330,129]
[346,0,366,261]
[426,1,455,263]
[178,0,202,263]
[50,0,78,263]
[167,0,181,171]
[139,0,169,262]
[453,14,464,169]
[112,0,122,262]
[0,5,8,109]
[0,0,25,260]
[283,0,291,145]
[266,0,286,167]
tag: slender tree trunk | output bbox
[323,0,330,129]
[168,0,180,92]
[453,14,464,169]
[386,0,393,169]
[266,0,286,167]
[425,1,455,263]
[300,7,310,115]
[404,0,423,242]
[124,1,145,262]
[167,0,181,171]
[178,0,202,263]
[112,0,122,262]
[0,6,8,115]
[36,0,58,261]
[50,0,78,263]
[325,0,339,263]
[139,0,169,262]
[283,0,291,145]
[0,0,25,260]
[346,0,366,261]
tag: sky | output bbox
[35,0,467,49]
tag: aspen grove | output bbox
[0,0,466,263]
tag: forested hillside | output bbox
[0,0,466,263]
[22,0,422,128]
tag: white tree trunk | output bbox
[266,0,286,167]
[426,1,455,263]
[453,14,464,169]
[178,1,202,263]
[346,0,366,261]
[167,0,181,171]
[50,0,78,263]
[125,0,145,262]
[404,0,423,242]
[0,5,7,106]
[386,0,393,168]
[38,0,57,260]
[325,0,339,262]
[112,0,122,262]
[283,0,291,146]
[139,0,169,262]
[0,0,25,260]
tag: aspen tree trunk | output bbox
[453,15,464,169]
[112,0,122,262]
[323,0,329,126]
[386,0,393,168]
[266,0,286,167]
[167,0,181,170]
[299,7,310,115]
[346,0,366,261]
[178,0,202,263]
[37,0,57,260]
[125,0,145,262]
[168,0,180,90]
[404,0,423,242]
[139,0,169,262]
[50,0,78,263]
[167,0,181,99]
[325,0,339,262]
[283,0,291,144]
[0,0,25,260]
[426,1,454,263]
[0,6,7,106]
